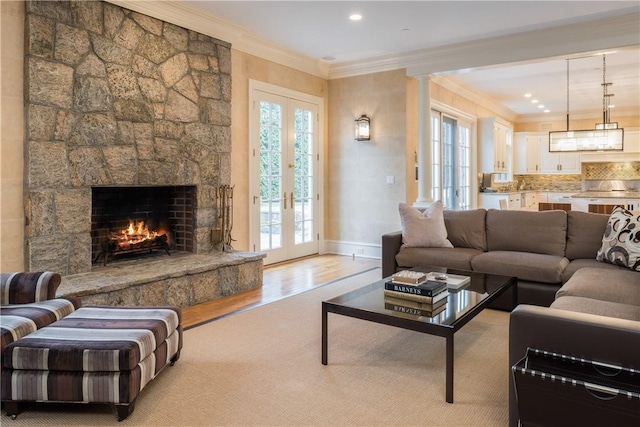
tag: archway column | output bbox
[415,74,434,207]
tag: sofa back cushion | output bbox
[443,209,487,251]
[566,211,610,260]
[486,209,567,256]
[0,271,61,305]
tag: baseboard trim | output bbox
[323,240,381,260]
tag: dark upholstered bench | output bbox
[2,305,183,421]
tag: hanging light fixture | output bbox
[549,54,624,152]
[354,114,370,141]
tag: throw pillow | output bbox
[399,201,453,248]
[596,206,640,271]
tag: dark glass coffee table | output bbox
[321,266,517,403]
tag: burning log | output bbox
[94,220,171,266]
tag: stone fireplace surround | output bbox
[23,0,263,306]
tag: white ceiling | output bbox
[182,1,640,120]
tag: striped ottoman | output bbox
[2,306,182,421]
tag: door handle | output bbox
[283,192,287,210]
[290,192,294,208]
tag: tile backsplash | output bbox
[582,161,640,180]
[513,174,582,192]
[513,161,640,192]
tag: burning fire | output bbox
[113,220,161,247]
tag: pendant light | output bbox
[549,54,624,152]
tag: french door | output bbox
[249,82,321,265]
[431,110,473,210]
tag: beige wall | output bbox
[230,51,328,250]
[327,69,407,248]
[0,1,25,271]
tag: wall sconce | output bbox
[354,114,370,141]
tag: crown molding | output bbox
[330,12,640,79]
[105,0,330,78]
[431,75,519,123]
[517,106,640,124]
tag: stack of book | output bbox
[383,270,449,317]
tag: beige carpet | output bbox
[5,268,510,426]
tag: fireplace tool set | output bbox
[212,185,235,251]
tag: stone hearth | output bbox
[58,252,265,308]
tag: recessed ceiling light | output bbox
[544,110,550,113]
[349,13,362,21]
[524,93,532,98]
[538,105,545,108]
[531,99,538,103]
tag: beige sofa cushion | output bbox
[561,258,628,283]
[557,267,640,305]
[565,211,609,260]
[396,247,483,271]
[551,296,640,322]
[486,209,567,256]
[471,251,569,284]
[443,209,487,251]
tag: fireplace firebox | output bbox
[91,186,196,265]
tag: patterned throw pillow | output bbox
[399,201,453,248]
[596,206,640,271]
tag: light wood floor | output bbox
[182,254,381,329]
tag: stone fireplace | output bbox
[24,1,232,275]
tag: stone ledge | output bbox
[57,251,266,308]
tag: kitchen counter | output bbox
[571,191,640,199]
[479,190,575,195]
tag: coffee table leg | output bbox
[446,334,454,403]
[322,303,328,365]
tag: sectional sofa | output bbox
[1,271,183,420]
[383,204,640,426]
[382,206,634,308]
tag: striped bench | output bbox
[0,298,79,353]
[2,306,183,421]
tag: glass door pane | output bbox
[442,115,457,209]
[259,101,283,251]
[458,124,471,210]
[293,107,314,245]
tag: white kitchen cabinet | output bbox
[522,192,542,209]
[514,134,542,174]
[478,118,511,173]
[508,193,522,209]
[539,149,580,174]
[623,130,640,153]
[626,199,640,211]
